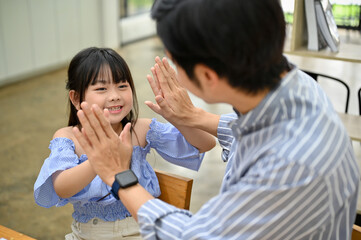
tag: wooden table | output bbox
[338,113,361,142]
[0,225,36,240]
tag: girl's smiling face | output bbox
[84,66,133,129]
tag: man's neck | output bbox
[230,88,270,115]
[231,70,289,115]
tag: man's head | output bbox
[151,0,287,95]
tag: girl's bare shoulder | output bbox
[52,126,85,156]
[52,126,75,140]
[132,118,152,147]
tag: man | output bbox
[73,0,359,239]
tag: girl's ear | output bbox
[69,90,81,110]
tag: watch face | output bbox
[115,170,138,188]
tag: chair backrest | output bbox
[358,88,361,115]
[155,169,193,210]
[352,224,361,240]
[303,70,350,113]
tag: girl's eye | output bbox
[119,84,128,89]
[96,87,106,91]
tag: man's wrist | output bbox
[186,107,203,128]
[103,169,127,186]
[105,176,115,187]
[110,170,139,200]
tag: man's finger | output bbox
[104,108,110,121]
[73,126,93,153]
[81,102,107,141]
[119,122,132,146]
[92,104,116,139]
[77,107,100,146]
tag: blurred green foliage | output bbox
[332,4,360,28]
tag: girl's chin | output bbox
[109,118,124,125]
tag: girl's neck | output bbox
[112,122,123,135]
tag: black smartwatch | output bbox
[110,169,138,200]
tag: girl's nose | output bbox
[110,94,120,101]
[109,89,120,102]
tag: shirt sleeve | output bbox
[147,119,204,171]
[137,161,331,239]
[217,113,237,162]
[33,138,92,207]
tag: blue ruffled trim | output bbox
[72,200,132,223]
[145,118,160,149]
[50,138,87,164]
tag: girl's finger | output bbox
[147,74,161,97]
[150,65,161,90]
[162,57,181,88]
[154,63,172,95]
[144,100,162,115]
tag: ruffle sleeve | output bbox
[146,119,205,171]
[33,138,92,208]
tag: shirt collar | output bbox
[228,67,298,138]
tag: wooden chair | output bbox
[352,224,361,240]
[155,169,193,210]
[0,224,36,240]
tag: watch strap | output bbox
[110,169,138,200]
[110,178,121,200]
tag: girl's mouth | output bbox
[107,106,123,113]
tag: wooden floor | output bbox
[0,36,360,239]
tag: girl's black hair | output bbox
[66,47,139,130]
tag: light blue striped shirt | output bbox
[137,68,359,239]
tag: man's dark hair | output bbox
[152,0,288,94]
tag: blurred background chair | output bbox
[357,88,361,115]
[302,70,350,113]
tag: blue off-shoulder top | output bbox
[34,119,204,223]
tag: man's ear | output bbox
[194,64,221,91]
[69,90,81,110]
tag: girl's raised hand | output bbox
[73,102,133,186]
[145,56,198,127]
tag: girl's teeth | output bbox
[109,106,121,111]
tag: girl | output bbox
[34,47,215,240]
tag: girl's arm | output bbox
[170,111,218,153]
[52,160,96,198]
[51,129,97,198]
